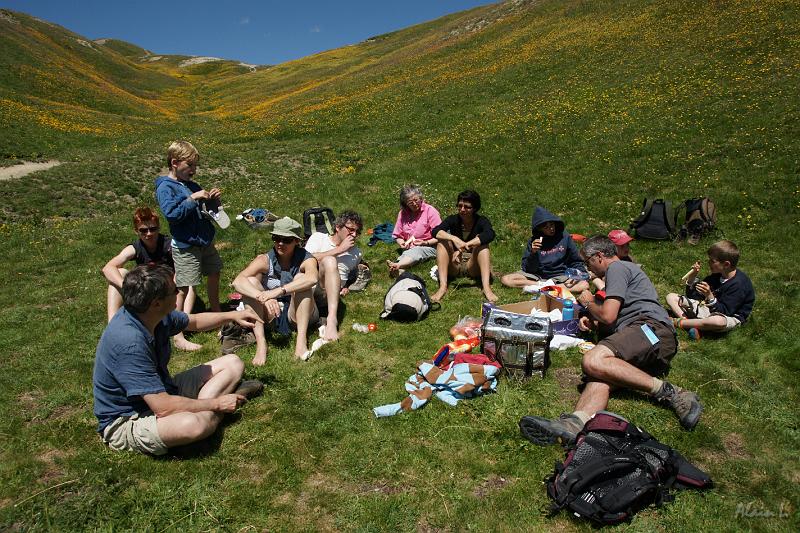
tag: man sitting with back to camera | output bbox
[93,264,264,456]
[520,235,703,446]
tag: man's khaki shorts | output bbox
[173,244,223,287]
[102,365,211,455]
[102,412,168,456]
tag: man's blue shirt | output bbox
[92,308,189,433]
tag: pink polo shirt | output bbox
[392,202,442,241]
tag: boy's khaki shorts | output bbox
[678,296,741,331]
[173,244,223,287]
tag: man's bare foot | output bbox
[294,349,308,359]
[483,289,499,303]
[431,288,447,303]
[386,260,400,278]
[323,321,340,341]
[252,345,268,366]
[174,335,202,351]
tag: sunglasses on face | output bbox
[138,226,159,235]
[456,203,474,210]
[272,235,296,244]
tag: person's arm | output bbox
[156,183,198,223]
[232,255,270,299]
[577,292,622,326]
[391,210,406,246]
[309,235,355,261]
[474,216,495,245]
[282,257,319,294]
[101,245,136,290]
[187,309,263,332]
[521,238,539,272]
[432,216,459,243]
[143,391,245,418]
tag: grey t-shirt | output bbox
[604,260,671,331]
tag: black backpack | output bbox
[629,198,678,240]
[379,272,436,322]
[544,411,712,525]
[302,207,336,239]
[678,197,718,245]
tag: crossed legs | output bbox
[155,354,244,448]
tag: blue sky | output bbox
[1,0,494,65]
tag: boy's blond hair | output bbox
[708,240,740,268]
[166,140,199,169]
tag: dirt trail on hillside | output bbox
[0,161,62,181]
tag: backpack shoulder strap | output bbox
[630,198,654,230]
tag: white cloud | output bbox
[310,25,321,33]
[240,16,250,25]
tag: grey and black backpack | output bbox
[544,411,712,525]
[629,198,678,240]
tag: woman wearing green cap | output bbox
[233,217,320,364]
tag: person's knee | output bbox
[220,353,244,378]
[500,273,516,286]
[581,346,614,377]
[173,413,214,442]
[320,256,337,272]
[666,293,680,305]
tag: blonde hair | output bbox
[166,140,199,169]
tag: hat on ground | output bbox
[608,229,633,246]
[270,217,303,239]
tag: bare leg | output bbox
[468,245,497,303]
[665,293,684,317]
[573,381,613,417]
[207,271,221,312]
[581,345,656,393]
[289,288,318,358]
[431,241,452,302]
[155,354,244,447]
[319,256,340,341]
[174,285,202,351]
[676,315,729,332]
[500,272,538,288]
[106,267,127,322]
[243,276,271,366]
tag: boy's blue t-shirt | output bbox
[154,176,215,248]
[92,308,189,433]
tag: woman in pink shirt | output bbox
[387,185,442,276]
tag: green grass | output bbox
[1,0,799,530]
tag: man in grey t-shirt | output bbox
[520,236,702,447]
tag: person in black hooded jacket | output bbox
[501,206,589,292]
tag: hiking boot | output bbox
[519,413,584,447]
[349,263,372,292]
[654,382,703,430]
[220,323,256,354]
[234,379,264,399]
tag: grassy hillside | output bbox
[0,0,798,530]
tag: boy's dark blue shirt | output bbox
[686,269,755,322]
[521,206,587,277]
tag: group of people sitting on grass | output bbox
[94,139,755,456]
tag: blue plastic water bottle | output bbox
[562,300,575,321]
